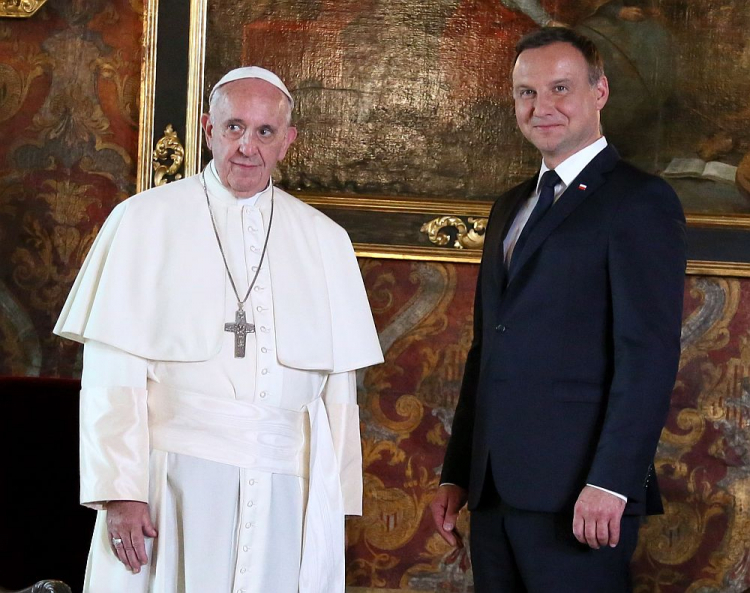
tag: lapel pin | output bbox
[578,184,587,190]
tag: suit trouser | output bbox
[469,479,641,593]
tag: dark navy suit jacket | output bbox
[441,145,686,515]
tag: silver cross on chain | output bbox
[202,170,274,358]
[224,305,255,358]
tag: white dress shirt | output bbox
[503,136,609,267]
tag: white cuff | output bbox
[586,483,627,502]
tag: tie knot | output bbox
[540,170,560,190]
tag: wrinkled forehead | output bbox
[209,79,294,126]
[211,78,292,120]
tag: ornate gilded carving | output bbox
[152,125,185,186]
[420,216,486,250]
[0,0,47,18]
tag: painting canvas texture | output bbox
[205,0,750,214]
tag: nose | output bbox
[532,91,554,116]
[238,132,258,156]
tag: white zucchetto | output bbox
[209,66,294,109]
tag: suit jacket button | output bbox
[495,324,506,332]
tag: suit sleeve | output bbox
[79,340,150,510]
[586,177,686,500]
[440,257,485,489]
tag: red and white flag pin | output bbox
[578,183,587,190]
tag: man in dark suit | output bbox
[430,27,686,592]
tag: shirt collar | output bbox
[536,136,608,193]
[204,160,272,208]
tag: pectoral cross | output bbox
[224,306,255,358]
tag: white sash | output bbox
[147,383,346,592]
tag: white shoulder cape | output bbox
[54,175,383,372]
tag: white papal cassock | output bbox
[54,162,383,593]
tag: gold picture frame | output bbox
[136,0,750,276]
[0,0,47,18]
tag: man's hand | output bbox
[429,484,468,547]
[106,500,158,573]
[572,486,626,549]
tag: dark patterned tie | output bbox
[508,169,560,278]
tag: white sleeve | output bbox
[79,340,149,509]
[321,370,363,515]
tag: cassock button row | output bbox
[254,286,263,291]
[247,501,254,507]
[240,568,247,574]
[243,546,249,552]
[261,369,269,375]
[256,306,266,312]
[260,326,269,333]
[259,392,267,398]
[249,479,255,485]
[245,522,252,528]
[252,266,258,272]
[261,347,268,353]
[495,324,507,332]
[248,226,257,232]
[250,246,259,252]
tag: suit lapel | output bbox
[507,145,620,284]
[486,179,535,289]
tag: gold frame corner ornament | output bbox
[0,0,47,17]
[420,215,487,250]
[152,124,185,186]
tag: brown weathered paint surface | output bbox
[205,0,750,213]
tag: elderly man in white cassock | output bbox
[54,66,383,593]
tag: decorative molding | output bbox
[353,242,483,264]
[0,0,47,17]
[300,194,492,216]
[152,124,185,186]
[137,0,159,193]
[685,260,750,278]
[302,196,750,232]
[420,215,487,249]
[184,0,208,178]
[351,246,750,278]
[686,213,750,229]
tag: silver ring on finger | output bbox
[112,537,124,546]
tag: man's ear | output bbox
[286,126,298,146]
[201,113,213,149]
[595,76,610,111]
[278,126,298,161]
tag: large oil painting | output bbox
[139,0,750,271]
[201,0,750,215]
